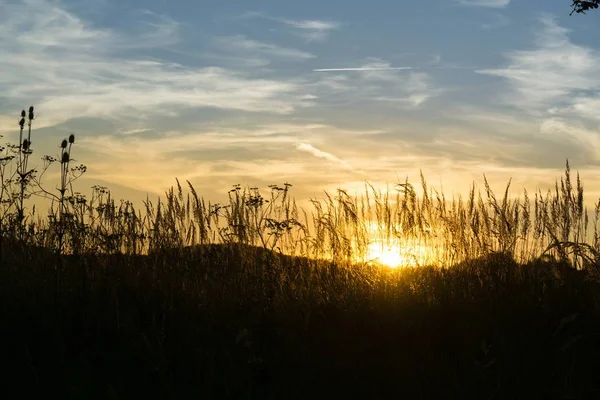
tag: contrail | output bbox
[313,67,413,72]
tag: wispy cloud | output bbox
[539,118,600,163]
[278,18,340,42]
[457,0,510,8]
[75,123,383,195]
[120,128,154,136]
[81,125,301,192]
[296,142,353,170]
[0,115,19,134]
[321,59,441,108]
[0,0,315,128]
[375,94,433,107]
[244,12,340,42]
[119,10,181,49]
[476,14,598,114]
[214,35,315,62]
[3,0,592,208]
[480,13,511,30]
[314,67,412,72]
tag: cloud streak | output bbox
[296,142,353,170]
[476,14,600,118]
[328,59,441,108]
[215,35,315,62]
[278,18,340,41]
[0,0,316,128]
[244,12,340,42]
[313,67,412,72]
[457,0,510,7]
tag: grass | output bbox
[2,107,600,398]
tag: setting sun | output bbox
[361,221,436,268]
[366,241,431,268]
[367,244,410,267]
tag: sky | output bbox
[1,0,600,207]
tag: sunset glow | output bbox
[1,0,598,207]
[367,243,415,268]
[365,239,434,268]
[2,0,600,398]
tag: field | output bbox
[2,109,600,398]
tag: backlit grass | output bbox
[1,107,600,398]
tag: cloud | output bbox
[480,13,511,30]
[457,0,510,7]
[476,14,599,114]
[569,97,600,121]
[0,115,19,135]
[75,114,600,213]
[337,60,440,108]
[375,94,433,107]
[214,35,315,62]
[72,123,385,195]
[539,118,600,162]
[120,128,154,136]
[79,126,299,192]
[279,19,339,31]
[278,18,341,41]
[244,12,340,42]
[0,0,315,128]
[121,10,181,49]
[296,142,354,170]
[313,67,412,72]
[4,1,591,210]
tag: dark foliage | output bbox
[571,0,600,14]
[2,105,600,398]
[2,244,600,399]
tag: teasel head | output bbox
[22,139,30,151]
[61,139,68,149]
[68,134,75,144]
[28,106,34,121]
[61,151,70,163]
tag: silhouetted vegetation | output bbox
[571,0,600,14]
[2,108,600,398]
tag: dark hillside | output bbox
[2,243,600,399]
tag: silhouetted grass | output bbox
[2,108,600,398]
[2,243,600,399]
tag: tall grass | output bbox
[15,159,597,273]
[2,107,600,398]
[0,108,595,270]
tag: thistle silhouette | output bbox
[16,106,35,233]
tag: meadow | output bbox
[2,107,600,399]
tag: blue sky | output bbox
[1,0,599,205]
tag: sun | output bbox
[360,222,436,268]
[366,242,420,268]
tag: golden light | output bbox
[366,242,421,268]
[358,220,438,268]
